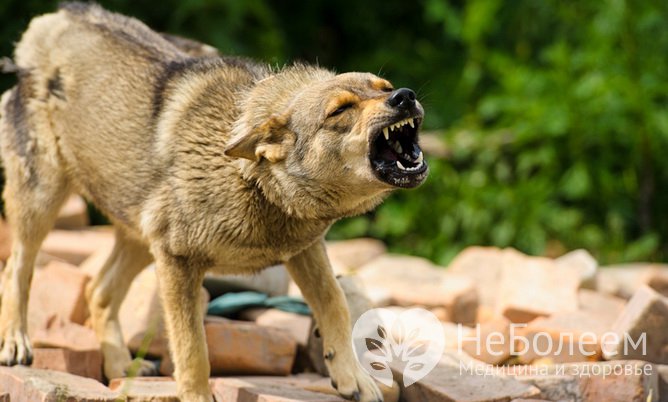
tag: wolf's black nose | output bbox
[387,88,416,110]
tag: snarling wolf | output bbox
[0,3,427,401]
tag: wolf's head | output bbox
[225,65,428,219]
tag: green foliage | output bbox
[328,0,668,265]
[0,0,666,264]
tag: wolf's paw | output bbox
[104,354,157,380]
[328,353,383,402]
[124,358,158,377]
[0,327,32,366]
[179,390,213,402]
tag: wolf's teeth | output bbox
[383,128,389,140]
[408,118,415,128]
[396,161,406,170]
[417,151,423,164]
[393,142,403,154]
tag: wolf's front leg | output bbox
[154,251,212,402]
[286,239,383,402]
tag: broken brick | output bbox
[28,260,90,337]
[357,255,478,324]
[109,377,178,402]
[32,347,103,382]
[602,286,668,364]
[160,317,296,376]
[0,366,116,401]
[496,251,579,323]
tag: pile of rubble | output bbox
[0,195,666,401]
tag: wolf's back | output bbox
[15,2,183,78]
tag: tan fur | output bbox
[0,4,426,401]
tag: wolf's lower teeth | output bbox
[396,160,424,172]
[393,142,403,154]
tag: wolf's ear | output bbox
[225,115,294,163]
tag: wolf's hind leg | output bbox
[0,86,71,365]
[85,229,154,379]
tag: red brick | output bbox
[447,246,510,309]
[462,317,512,364]
[40,228,114,265]
[562,361,658,402]
[578,289,626,326]
[28,261,91,337]
[109,377,178,401]
[0,366,117,401]
[510,400,551,402]
[496,251,579,323]
[358,255,478,324]
[160,317,296,376]
[54,194,89,230]
[32,316,100,351]
[32,347,103,382]
[475,305,496,324]
[240,308,312,347]
[511,374,581,401]
[517,310,613,364]
[443,323,471,354]
[598,263,668,299]
[602,286,668,364]
[326,238,386,274]
[287,374,400,402]
[393,358,540,402]
[555,249,598,289]
[503,360,659,402]
[658,365,668,402]
[210,376,346,402]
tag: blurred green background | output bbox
[1,0,667,265]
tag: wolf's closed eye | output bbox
[328,103,354,118]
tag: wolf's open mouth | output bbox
[369,115,428,188]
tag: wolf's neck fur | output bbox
[239,160,388,221]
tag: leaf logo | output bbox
[352,308,445,387]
